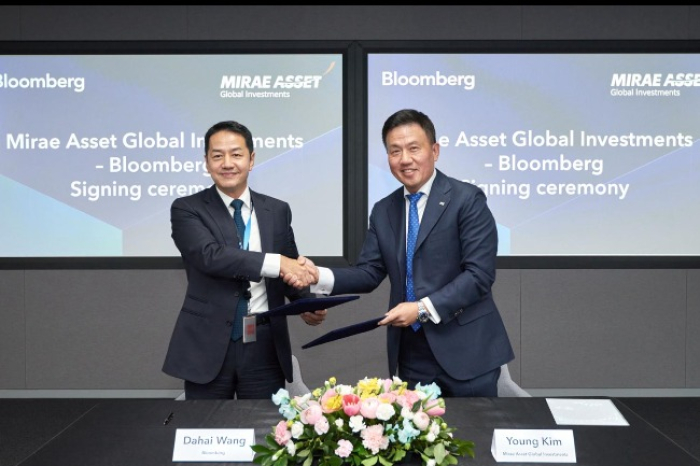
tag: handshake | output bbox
[280,255,319,289]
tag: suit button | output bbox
[226,320,233,327]
[234,291,240,297]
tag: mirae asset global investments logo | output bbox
[0,72,85,92]
[219,61,336,99]
[609,72,700,97]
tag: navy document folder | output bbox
[260,295,359,317]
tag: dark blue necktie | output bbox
[406,192,423,331]
[231,199,248,341]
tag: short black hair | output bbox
[204,120,255,155]
[381,109,437,150]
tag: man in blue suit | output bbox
[306,109,513,396]
[163,120,325,400]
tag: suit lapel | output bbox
[416,170,451,251]
[204,185,238,246]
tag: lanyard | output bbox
[240,200,253,251]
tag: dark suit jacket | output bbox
[331,170,514,380]
[162,185,307,384]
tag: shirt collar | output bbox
[216,186,251,210]
[403,169,437,199]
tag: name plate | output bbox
[172,428,255,462]
[491,429,576,463]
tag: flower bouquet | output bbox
[252,376,475,466]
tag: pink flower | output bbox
[395,390,421,409]
[378,392,396,404]
[335,439,353,458]
[314,416,330,435]
[360,397,380,419]
[301,404,323,425]
[382,378,393,392]
[424,398,446,416]
[342,394,361,416]
[361,424,389,454]
[404,389,422,406]
[413,411,430,430]
[274,420,291,446]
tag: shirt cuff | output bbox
[310,267,334,295]
[421,297,441,324]
[262,253,281,279]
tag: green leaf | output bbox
[392,449,406,462]
[361,456,379,466]
[273,456,288,466]
[377,455,393,466]
[327,456,343,466]
[267,436,280,448]
[434,443,447,464]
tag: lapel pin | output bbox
[439,201,445,206]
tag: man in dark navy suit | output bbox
[163,120,325,400]
[304,109,513,397]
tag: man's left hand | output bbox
[300,309,327,326]
[379,302,420,327]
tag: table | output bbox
[7,397,700,466]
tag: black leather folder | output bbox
[302,316,383,349]
[260,295,359,317]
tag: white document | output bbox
[546,398,629,426]
[491,428,576,463]
[172,428,255,462]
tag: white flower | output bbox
[336,384,354,395]
[376,403,395,421]
[426,432,436,442]
[429,420,441,436]
[349,415,366,433]
[401,406,414,420]
[295,393,312,408]
[335,418,344,428]
[286,441,296,455]
[427,460,436,466]
[314,417,330,435]
[290,421,304,438]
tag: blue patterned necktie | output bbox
[405,192,423,331]
[231,199,248,341]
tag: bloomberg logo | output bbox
[382,71,476,90]
[0,72,85,92]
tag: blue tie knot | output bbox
[406,192,423,204]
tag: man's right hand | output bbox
[280,255,317,289]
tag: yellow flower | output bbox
[329,377,337,385]
[322,393,343,412]
[357,377,381,398]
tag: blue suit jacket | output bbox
[162,185,307,384]
[331,170,514,380]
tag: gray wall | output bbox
[2,5,700,397]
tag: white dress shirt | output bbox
[217,186,281,315]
